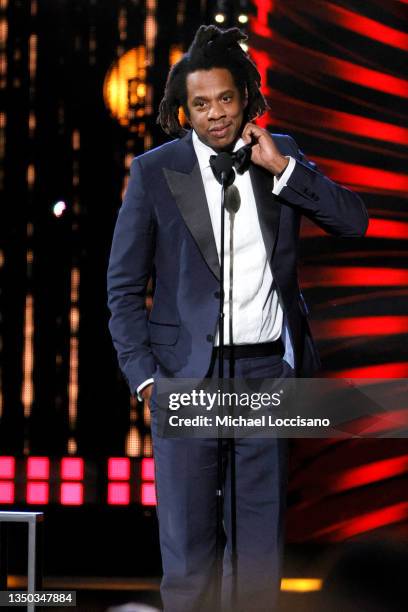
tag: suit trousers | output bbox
[150,354,291,612]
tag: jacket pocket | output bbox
[148,321,179,346]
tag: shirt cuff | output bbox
[272,156,296,195]
[136,378,154,401]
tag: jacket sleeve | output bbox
[107,158,156,395]
[279,136,369,237]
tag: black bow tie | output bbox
[209,143,252,185]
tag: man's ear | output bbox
[243,87,249,109]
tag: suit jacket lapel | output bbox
[163,132,220,279]
[249,163,281,264]
[163,130,282,280]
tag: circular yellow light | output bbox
[215,13,225,23]
[103,46,147,127]
[238,14,248,24]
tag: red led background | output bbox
[249,0,408,542]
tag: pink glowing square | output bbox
[27,457,49,480]
[60,482,83,505]
[141,482,156,506]
[0,457,15,479]
[107,482,130,505]
[0,481,15,503]
[61,458,84,480]
[26,482,49,504]
[141,458,155,481]
[108,457,130,480]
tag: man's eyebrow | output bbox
[192,89,235,101]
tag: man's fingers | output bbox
[242,122,260,142]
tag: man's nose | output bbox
[207,101,226,120]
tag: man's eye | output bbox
[222,96,232,102]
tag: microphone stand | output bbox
[215,168,238,612]
[227,194,238,612]
[215,170,226,611]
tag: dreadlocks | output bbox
[157,25,268,137]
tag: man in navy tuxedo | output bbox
[107,25,368,612]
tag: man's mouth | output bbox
[209,123,232,138]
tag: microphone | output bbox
[209,152,235,186]
[209,135,256,183]
[225,184,241,215]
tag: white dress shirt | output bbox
[137,131,296,398]
[193,129,287,346]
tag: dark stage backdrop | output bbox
[0,0,407,568]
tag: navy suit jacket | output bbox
[107,130,368,394]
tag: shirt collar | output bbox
[192,130,245,171]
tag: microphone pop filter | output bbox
[225,184,241,214]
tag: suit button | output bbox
[214,291,220,299]
[206,334,214,342]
